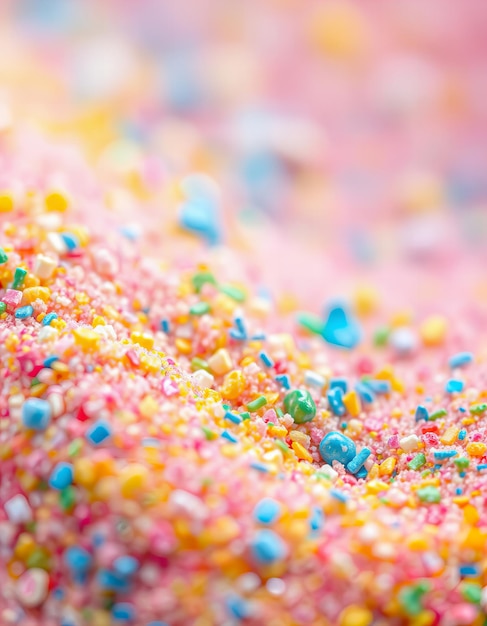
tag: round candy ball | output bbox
[283,389,317,424]
[319,431,356,466]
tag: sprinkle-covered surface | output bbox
[1,161,487,626]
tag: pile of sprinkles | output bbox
[1,172,487,626]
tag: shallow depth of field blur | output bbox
[0,0,486,311]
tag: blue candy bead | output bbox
[21,398,52,431]
[15,305,34,319]
[253,498,281,524]
[64,546,92,572]
[251,529,286,564]
[49,462,73,490]
[86,420,112,445]
[319,431,356,466]
[113,555,139,577]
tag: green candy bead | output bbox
[284,389,316,424]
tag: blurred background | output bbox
[0,0,486,317]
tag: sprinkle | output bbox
[259,351,274,367]
[235,316,246,335]
[399,434,419,452]
[330,489,348,503]
[304,370,325,388]
[458,429,467,440]
[60,232,79,250]
[454,458,470,470]
[327,387,346,416]
[283,389,316,424]
[322,304,361,349]
[192,271,217,293]
[445,379,464,393]
[43,355,60,367]
[355,383,374,404]
[247,396,267,412]
[465,442,487,457]
[249,461,269,473]
[21,398,51,430]
[433,450,458,460]
[253,498,281,524]
[113,556,139,577]
[275,374,290,389]
[343,389,361,416]
[224,411,242,425]
[449,352,474,369]
[329,377,348,393]
[346,447,371,474]
[49,462,74,490]
[112,602,136,621]
[469,403,487,415]
[42,312,58,326]
[296,311,323,335]
[0,302,5,314]
[416,486,441,503]
[64,546,93,573]
[86,420,112,445]
[373,326,390,347]
[12,267,27,290]
[408,453,426,470]
[0,247,8,263]
[476,464,487,471]
[219,284,246,302]
[250,529,286,563]
[429,408,447,421]
[15,304,34,319]
[319,431,356,466]
[207,348,232,375]
[221,430,238,443]
[190,301,210,316]
[160,318,170,333]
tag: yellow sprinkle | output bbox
[221,370,246,400]
[0,193,14,212]
[343,390,361,417]
[292,441,313,463]
[120,464,148,498]
[139,395,159,419]
[22,286,51,304]
[463,504,480,525]
[14,534,36,561]
[289,430,310,447]
[74,458,96,488]
[462,417,475,426]
[175,338,192,354]
[452,496,469,507]
[440,426,459,446]
[367,463,380,480]
[45,191,69,212]
[420,315,448,347]
[407,534,429,551]
[379,457,397,476]
[339,605,373,626]
[466,442,487,457]
[353,284,378,317]
[410,610,436,626]
[73,327,100,351]
[390,309,413,328]
[366,479,389,494]
[130,331,154,350]
[92,316,106,327]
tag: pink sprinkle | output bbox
[2,289,22,312]
[162,377,179,396]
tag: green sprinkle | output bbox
[192,271,217,293]
[68,439,83,457]
[454,457,470,469]
[30,377,40,387]
[191,357,211,372]
[461,582,482,604]
[275,440,291,454]
[240,412,251,421]
[373,326,390,347]
[220,284,246,302]
[470,403,487,415]
[429,408,447,421]
[399,582,430,616]
[416,486,441,503]
[247,396,267,412]
[275,407,283,418]
[60,486,76,511]
[408,453,426,471]
[296,312,323,335]
[0,302,5,314]
[202,426,217,441]
[0,247,8,264]
[190,301,211,316]
[12,267,27,290]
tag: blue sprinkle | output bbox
[458,407,466,413]
[60,232,79,250]
[456,488,463,495]
[42,312,58,326]
[15,305,34,319]
[226,595,251,620]
[221,430,238,443]
[86,420,112,445]
[161,319,170,333]
[445,379,464,394]
[327,387,345,416]
[64,546,92,572]
[52,588,64,600]
[275,374,290,390]
[329,378,348,393]
[346,447,371,474]
[448,352,474,369]
[250,461,269,473]
[433,464,442,471]
[434,450,458,460]
[113,556,139,577]
[49,462,73,490]
[120,225,140,241]
[364,379,391,394]
[309,506,324,532]
[477,464,487,471]
[179,197,221,246]
[355,383,375,404]
[92,533,105,548]
[458,429,467,440]
[251,332,267,341]
[330,488,348,503]
[97,569,129,592]
[235,317,246,336]
[250,529,286,564]
[459,471,466,478]
[229,328,246,341]
[459,564,479,577]
[112,602,135,621]
[356,466,368,479]
[21,398,51,431]
[224,411,242,425]
[43,355,59,367]
[319,431,356,466]
[322,303,361,350]
[253,498,281,524]
[415,405,429,422]
[259,351,274,368]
